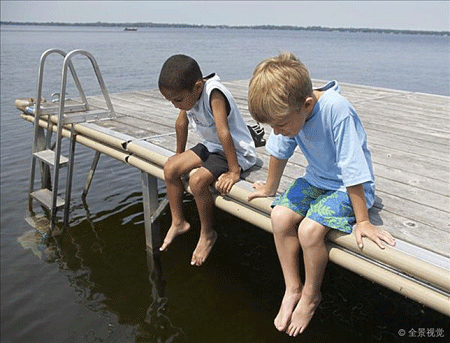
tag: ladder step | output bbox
[43,101,86,114]
[28,102,112,123]
[30,189,65,209]
[32,102,87,115]
[33,150,69,166]
[62,110,112,124]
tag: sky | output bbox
[1,1,449,32]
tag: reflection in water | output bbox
[138,250,186,342]
[18,214,57,261]
[20,194,186,342]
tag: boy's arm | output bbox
[175,110,189,154]
[210,90,241,194]
[247,155,287,201]
[347,184,395,249]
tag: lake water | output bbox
[1,25,449,343]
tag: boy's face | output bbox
[268,98,313,137]
[160,81,203,111]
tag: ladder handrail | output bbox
[29,48,87,207]
[52,49,116,222]
[29,48,117,228]
[59,49,116,121]
[35,49,88,122]
[33,49,87,153]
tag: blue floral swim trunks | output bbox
[272,178,355,233]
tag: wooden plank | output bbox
[372,163,448,197]
[366,131,449,160]
[87,97,176,129]
[356,103,450,139]
[89,95,173,117]
[370,146,449,182]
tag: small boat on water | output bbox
[123,27,138,32]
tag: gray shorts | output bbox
[190,143,230,178]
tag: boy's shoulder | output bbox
[317,81,351,108]
[204,73,235,100]
[315,81,357,123]
[316,80,340,93]
[204,73,221,88]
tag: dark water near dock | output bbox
[1,25,449,342]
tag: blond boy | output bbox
[247,52,395,336]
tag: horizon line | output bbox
[1,21,449,35]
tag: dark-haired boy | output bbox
[158,54,256,266]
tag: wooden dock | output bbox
[20,79,450,315]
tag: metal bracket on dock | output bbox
[150,196,169,225]
[82,151,102,199]
[141,172,169,254]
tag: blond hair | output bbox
[248,52,313,123]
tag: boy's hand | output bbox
[354,220,396,250]
[217,171,240,195]
[247,181,276,201]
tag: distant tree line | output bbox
[1,21,448,36]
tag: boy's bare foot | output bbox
[159,221,191,252]
[191,230,218,266]
[286,291,322,337]
[274,289,302,332]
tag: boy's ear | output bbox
[193,80,204,94]
[304,96,314,108]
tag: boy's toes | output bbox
[190,231,218,266]
[159,240,170,252]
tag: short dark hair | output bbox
[158,54,203,92]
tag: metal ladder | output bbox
[28,49,116,229]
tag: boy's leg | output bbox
[286,218,330,337]
[160,150,203,252]
[188,167,218,266]
[271,205,304,332]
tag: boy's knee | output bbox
[271,205,302,235]
[298,219,328,247]
[189,171,211,195]
[164,157,181,180]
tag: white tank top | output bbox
[187,74,256,171]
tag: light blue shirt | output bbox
[266,81,375,208]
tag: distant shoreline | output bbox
[1,21,448,36]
